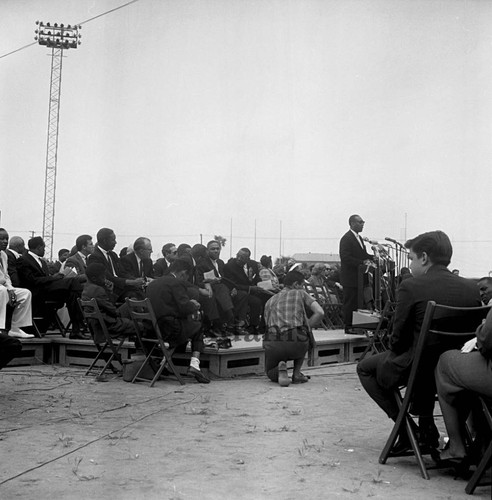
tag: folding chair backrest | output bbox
[125,298,165,345]
[303,282,320,301]
[78,298,112,345]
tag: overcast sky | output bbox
[1,0,491,276]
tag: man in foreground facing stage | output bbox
[357,230,480,453]
[146,259,210,384]
[263,270,324,387]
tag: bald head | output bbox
[9,236,25,254]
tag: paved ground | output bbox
[0,362,489,499]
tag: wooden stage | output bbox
[8,329,369,378]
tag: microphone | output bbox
[363,236,379,245]
[385,237,403,247]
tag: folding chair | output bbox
[125,298,185,387]
[359,300,395,361]
[466,396,492,495]
[379,301,491,479]
[322,284,345,329]
[303,283,330,330]
[32,300,69,337]
[78,298,126,379]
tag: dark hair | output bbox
[191,243,207,259]
[260,255,271,267]
[169,258,192,274]
[75,234,92,251]
[348,214,361,225]
[404,230,452,266]
[96,227,115,244]
[58,248,70,258]
[207,240,220,249]
[162,243,176,255]
[239,247,251,255]
[284,270,305,287]
[86,263,106,282]
[119,247,128,258]
[133,237,150,253]
[177,243,192,257]
[478,277,492,286]
[28,236,44,250]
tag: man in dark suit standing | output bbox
[357,230,481,453]
[87,228,145,301]
[146,258,209,383]
[339,214,374,333]
[18,236,86,338]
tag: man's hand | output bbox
[230,288,238,297]
[190,299,201,309]
[7,290,17,307]
[126,278,146,288]
[461,337,478,353]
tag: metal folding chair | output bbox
[78,298,126,379]
[379,301,491,479]
[125,298,185,387]
[466,396,492,494]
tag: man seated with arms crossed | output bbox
[18,236,86,339]
[263,270,324,387]
[81,263,135,345]
[357,230,481,454]
[0,228,33,338]
[65,234,94,278]
[146,258,209,384]
[88,228,146,301]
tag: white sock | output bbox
[190,357,200,370]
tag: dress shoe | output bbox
[69,331,90,340]
[8,328,35,339]
[187,365,210,384]
[390,437,412,457]
[277,361,290,387]
[292,373,310,384]
[344,328,362,335]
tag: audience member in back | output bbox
[6,235,26,288]
[19,236,86,339]
[65,234,94,278]
[308,263,327,287]
[259,255,281,292]
[51,248,70,274]
[357,231,481,454]
[88,228,145,301]
[146,258,210,384]
[81,263,135,345]
[154,243,177,277]
[263,271,323,387]
[0,228,33,339]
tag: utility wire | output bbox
[0,0,141,60]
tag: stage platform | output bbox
[8,329,369,378]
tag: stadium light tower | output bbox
[35,21,81,260]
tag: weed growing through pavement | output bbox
[297,438,325,457]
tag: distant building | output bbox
[291,253,340,267]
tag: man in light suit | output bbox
[0,228,33,338]
[339,214,374,333]
[65,234,94,278]
[357,230,481,453]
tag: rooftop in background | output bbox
[291,252,340,264]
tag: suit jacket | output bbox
[196,256,226,288]
[65,252,88,276]
[339,230,373,287]
[146,274,198,321]
[120,253,154,280]
[223,258,261,292]
[6,249,21,287]
[378,265,481,388]
[87,246,127,294]
[153,258,170,278]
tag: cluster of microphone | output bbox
[363,236,405,248]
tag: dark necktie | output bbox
[139,260,145,278]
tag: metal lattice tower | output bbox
[35,21,81,260]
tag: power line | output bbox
[0,0,141,60]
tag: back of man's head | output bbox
[177,243,192,257]
[284,270,305,287]
[191,244,207,260]
[404,230,452,267]
[9,236,25,253]
[86,263,106,284]
[169,258,192,274]
[28,236,44,251]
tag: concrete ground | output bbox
[0,362,489,500]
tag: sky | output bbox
[1,0,492,276]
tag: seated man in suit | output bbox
[146,258,209,384]
[65,234,94,278]
[51,248,70,274]
[81,263,135,345]
[6,235,26,288]
[264,270,323,387]
[0,228,34,338]
[357,230,481,453]
[196,240,248,336]
[120,237,154,292]
[18,236,86,339]
[224,248,272,335]
[87,228,146,301]
[153,243,177,277]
